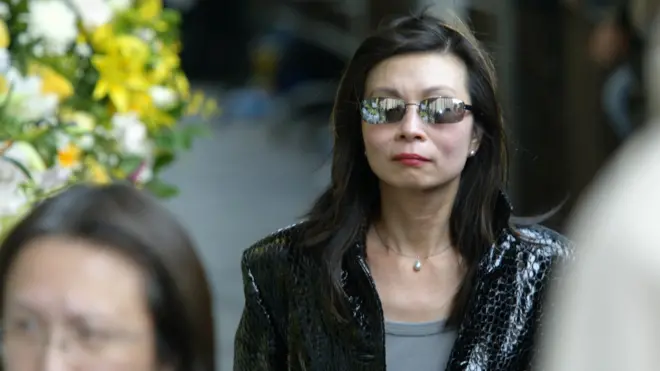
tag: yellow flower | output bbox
[127,91,153,113]
[0,19,9,48]
[186,91,205,116]
[90,23,114,52]
[57,143,82,168]
[150,48,179,84]
[184,91,217,118]
[174,73,190,99]
[202,99,219,118]
[92,35,150,112]
[128,91,175,127]
[86,158,110,184]
[138,0,163,20]
[0,75,8,94]
[111,168,126,179]
[137,0,167,30]
[29,64,74,101]
[171,41,182,54]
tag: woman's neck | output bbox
[376,181,459,258]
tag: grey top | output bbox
[385,319,458,370]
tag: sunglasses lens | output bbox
[361,97,469,124]
[423,97,466,124]
[361,98,406,124]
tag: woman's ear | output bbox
[469,125,483,156]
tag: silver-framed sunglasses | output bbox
[360,97,474,125]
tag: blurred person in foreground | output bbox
[539,12,660,371]
[0,183,214,371]
[234,12,572,371]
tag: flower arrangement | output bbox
[0,0,216,231]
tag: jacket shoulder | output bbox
[239,223,309,320]
[510,223,574,261]
[241,222,306,276]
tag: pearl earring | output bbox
[470,150,476,156]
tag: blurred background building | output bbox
[159,0,652,369]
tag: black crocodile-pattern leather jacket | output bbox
[234,196,572,370]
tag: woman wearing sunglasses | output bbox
[235,12,572,371]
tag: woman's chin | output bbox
[381,175,459,194]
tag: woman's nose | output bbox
[397,105,427,141]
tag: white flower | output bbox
[2,68,58,122]
[135,165,152,183]
[149,86,178,109]
[32,43,45,57]
[127,157,153,184]
[60,113,97,149]
[107,154,119,166]
[78,134,95,149]
[69,0,113,30]
[0,142,71,203]
[33,166,72,192]
[26,0,77,55]
[3,141,46,173]
[16,33,29,46]
[0,158,29,217]
[0,3,10,18]
[108,0,133,12]
[74,42,92,58]
[111,112,151,156]
[136,28,156,42]
[54,131,70,149]
[0,48,10,73]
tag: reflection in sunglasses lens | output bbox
[360,97,467,124]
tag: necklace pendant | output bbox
[413,259,422,272]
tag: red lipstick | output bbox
[392,153,430,167]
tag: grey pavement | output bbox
[161,115,331,370]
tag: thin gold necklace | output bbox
[373,225,453,272]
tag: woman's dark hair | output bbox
[302,12,508,325]
[0,183,214,371]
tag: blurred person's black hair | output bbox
[0,183,215,371]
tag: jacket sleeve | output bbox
[233,250,286,370]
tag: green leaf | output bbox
[119,155,144,175]
[145,179,179,199]
[152,151,175,173]
[174,124,209,150]
[154,129,177,150]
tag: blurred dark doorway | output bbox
[179,0,252,86]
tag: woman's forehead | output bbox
[365,53,469,99]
